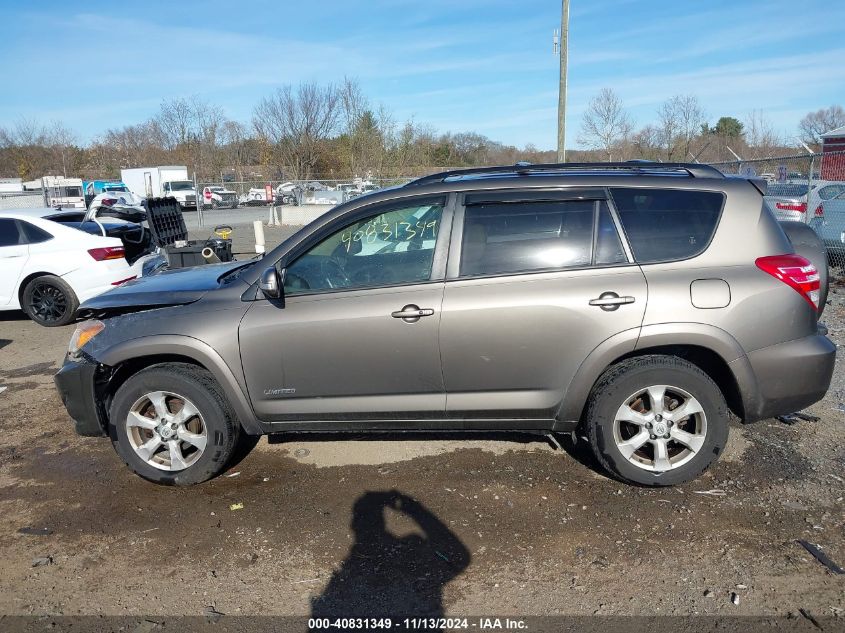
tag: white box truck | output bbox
[120,166,197,210]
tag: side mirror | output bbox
[259,267,282,300]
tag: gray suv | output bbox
[54,162,836,487]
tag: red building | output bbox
[821,125,845,180]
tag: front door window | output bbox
[285,201,444,294]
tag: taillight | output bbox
[814,204,824,217]
[101,197,116,207]
[755,254,820,310]
[775,202,807,212]
[88,246,125,261]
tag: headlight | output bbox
[68,320,105,355]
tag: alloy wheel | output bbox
[28,282,68,323]
[612,384,708,472]
[126,391,207,471]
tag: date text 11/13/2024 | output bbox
[307,617,528,630]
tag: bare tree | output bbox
[156,97,195,150]
[219,120,253,181]
[46,120,76,177]
[0,119,51,179]
[674,95,706,160]
[253,82,341,180]
[655,95,706,161]
[578,88,633,161]
[798,105,845,148]
[656,99,681,160]
[744,110,780,157]
[631,125,662,161]
[383,119,419,177]
[339,78,390,177]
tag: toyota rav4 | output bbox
[54,162,836,486]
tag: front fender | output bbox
[96,334,262,435]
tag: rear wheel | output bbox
[109,363,249,485]
[583,355,729,486]
[22,274,78,327]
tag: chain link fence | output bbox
[190,177,414,231]
[0,192,47,210]
[709,150,845,272]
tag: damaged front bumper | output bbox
[54,356,107,437]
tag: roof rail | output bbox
[405,161,724,187]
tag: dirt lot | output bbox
[0,277,842,625]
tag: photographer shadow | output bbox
[310,490,470,629]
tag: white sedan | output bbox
[0,209,159,327]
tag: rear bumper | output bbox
[54,356,107,437]
[740,333,836,421]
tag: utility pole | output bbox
[557,0,570,163]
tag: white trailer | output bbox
[120,166,197,210]
[41,176,85,209]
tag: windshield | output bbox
[104,185,129,193]
[168,181,193,191]
[56,186,83,198]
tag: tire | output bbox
[211,199,219,210]
[227,434,261,470]
[22,274,79,327]
[780,221,829,317]
[108,363,248,485]
[583,355,729,487]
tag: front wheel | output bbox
[109,363,251,485]
[583,355,729,486]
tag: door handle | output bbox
[391,304,435,323]
[589,292,635,311]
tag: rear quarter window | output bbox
[609,188,725,263]
[19,220,53,244]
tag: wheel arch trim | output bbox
[96,335,262,434]
[555,323,758,426]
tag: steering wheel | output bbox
[350,264,390,285]
[320,258,351,289]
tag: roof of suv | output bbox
[404,161,725,187]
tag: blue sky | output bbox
[1,0,844,150]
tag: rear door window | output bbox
[0,218,23,247]
[459,199,625,277]
[609,188,724,263]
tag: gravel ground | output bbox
[0,274,842,623]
